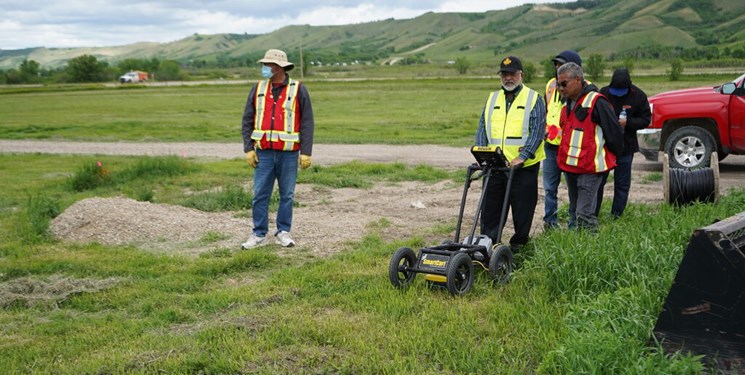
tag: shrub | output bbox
[668,59,683,81]
[585,54,606,81]
[69,161,112,191]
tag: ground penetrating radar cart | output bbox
[388,146,516,296]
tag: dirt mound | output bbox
[50,197,249,255]
[49,181,500,257]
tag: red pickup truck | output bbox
[637,73,745,169]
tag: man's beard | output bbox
[502,83,517,92]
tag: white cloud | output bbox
[0,0,571,50]
[295,4,423,26]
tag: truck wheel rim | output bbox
[674,136,705,167]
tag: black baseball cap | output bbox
[499,56,523,73]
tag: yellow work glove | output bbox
[299,154,312,170]
[245,150,258,168]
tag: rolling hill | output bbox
[1,0,745,70]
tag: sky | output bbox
[0,0,572,50]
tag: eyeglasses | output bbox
[558,79,571,88]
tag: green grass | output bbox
[640,171,663,184]
[0,152,742,373]
[0,74,738,146]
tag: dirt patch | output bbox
[49,169,672,258]
[49,180,486,257]
[3,140,739,257]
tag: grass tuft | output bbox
[13,194,61,244]
[69,156,198,192]
[118,155,197,181]
[181,185,252,212]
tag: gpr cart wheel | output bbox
[488,244,514,284]
[446,253,474,296]
[389,247,417,288]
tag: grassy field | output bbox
[0,72,739,146]
[2,75,744,373]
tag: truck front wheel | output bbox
[664,126,715,170]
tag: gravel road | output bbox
[0,140,471,168]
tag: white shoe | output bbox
[241,234,267,249]
[275,231,296,247]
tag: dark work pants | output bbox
[481,163,539,247]
[596,154,633,218]
[566,171,604,230]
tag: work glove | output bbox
[245,150,258,168]
[299,154,312,170]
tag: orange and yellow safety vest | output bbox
[557,91,616,174]
[251,79,302,151]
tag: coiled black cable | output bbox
[669,167,716,205]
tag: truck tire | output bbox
[664,126,715,170]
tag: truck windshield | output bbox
[732,73,745,87]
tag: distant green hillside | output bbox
[2,0,745,70]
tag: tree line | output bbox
[2,43,736,85]
[1,56,184,84]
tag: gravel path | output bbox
[0,140,471,168]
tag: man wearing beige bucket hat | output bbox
[241,48,315,249]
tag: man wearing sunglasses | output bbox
[474,56,546,252]
[543,50,584,231]
[555,62,624,231]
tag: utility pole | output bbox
[299,42,304,80]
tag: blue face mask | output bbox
[261,65,274,79]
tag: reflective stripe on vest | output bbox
[283,81,299,133]
[251,79,301,151]
[483,87,544,167]
[254,80,269,131]
[566,126,583,167]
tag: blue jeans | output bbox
[542,144,561,226]
[543,144,575,227]
[597,154,633,218]
[252,149,299,237]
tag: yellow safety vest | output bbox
[545,77,591,146]
[483,87,545,167]
[545,78,563,146]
